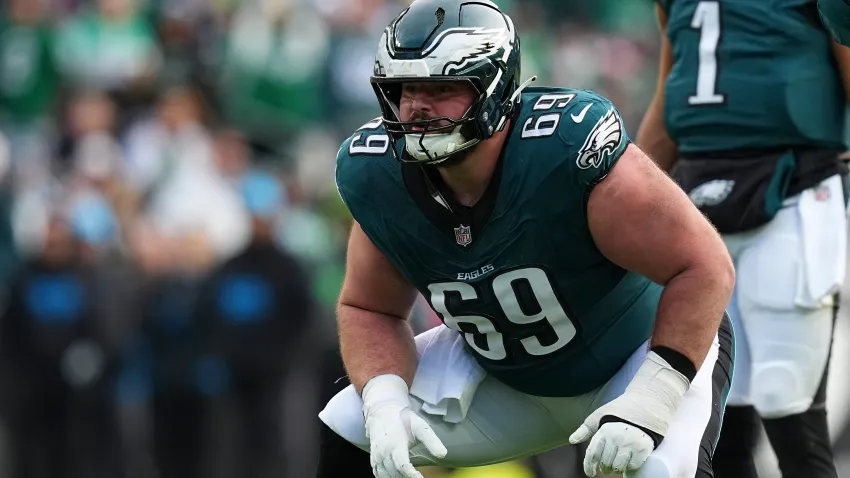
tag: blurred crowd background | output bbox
[0,0,846,477]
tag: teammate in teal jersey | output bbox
[316,1,736,477]
[638,1,850,476]
[820,0,850,46]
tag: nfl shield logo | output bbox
[454,224,472,246]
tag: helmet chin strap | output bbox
[496,75,537,132]
[509,75,537,104]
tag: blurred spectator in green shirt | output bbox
[0,0,60,186]
[217,0,330,162]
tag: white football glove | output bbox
[362,374,448,478]
[569,351,691,477]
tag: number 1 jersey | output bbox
[659,0,846,154]
[335,87,662,398]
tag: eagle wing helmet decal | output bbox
[576,107,624,170]
[421,28,510,75]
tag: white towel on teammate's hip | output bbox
[796,174,847,308]
[409,325,487,423]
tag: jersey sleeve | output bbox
[334,136,360,214]
[558,94,631,195]
[819,0,850,46]
[334,117,390,216]
[334,118,409,263]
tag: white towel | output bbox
[796,175,847,307]
[410,325,487,423]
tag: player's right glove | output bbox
[362,374,448,478]
[569,350,691,477]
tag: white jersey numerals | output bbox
[349,117,390,155]
[521,94,576,139]
[427,267,577,360]
[689,1,726,105]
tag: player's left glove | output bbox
[568,350,691,477]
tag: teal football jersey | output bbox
[335,87,662,398]
[658,0,846,153]
[820,0,850,46]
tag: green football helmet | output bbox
[371,0,529,164]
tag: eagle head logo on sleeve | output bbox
[576,107,624,170]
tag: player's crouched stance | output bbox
[321,321,734,478]
[316,1,736,477]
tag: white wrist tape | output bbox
[362,374,410,416]
[619,351,691,436]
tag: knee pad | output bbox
[750,358,814,418]
[742,307,833,418]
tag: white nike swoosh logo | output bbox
[571,104,593,123]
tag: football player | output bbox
[820,0,850,46]
[638,1,850,477]
[317,1,736,477]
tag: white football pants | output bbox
[723,174,846,418]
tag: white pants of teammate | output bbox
[320,318,733,478]
[723,174,847,418]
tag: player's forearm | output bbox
[651,261,734,370]
[338,303,418,393]
[636,97,678,172]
